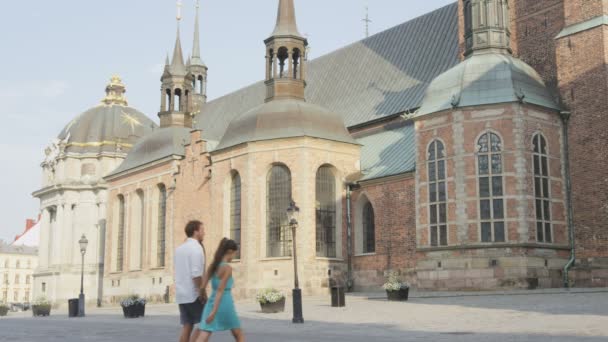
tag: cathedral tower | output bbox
[264,0,308,102]
[159,1,194,128]
[188,0,208,113]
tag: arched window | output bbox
[267,165,292,257]
[292,48,302,79]
[15,260,20,269]
[135,189,145,269]
[116,195,125,272]
[316,166,336,258]
[174,88,182,112]
[165,89,171,112]
[533,134,552,243]
[277,47,288,78]
[363,202,376,254]
[157,185,167,267]
[428,140,448,246]
[15,274,19,284]
[230,172,242,259]
[477,132,505,242]
[3,260,7,269]
[26,275,31,285]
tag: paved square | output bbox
[1,290,607,341]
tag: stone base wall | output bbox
[416,249,569,290]
[103,272,173,305]
[570,258,608,288]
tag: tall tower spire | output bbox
[158,0,194,128]
[170,0,186,75]
[264,0,308,102]
[189,0,208,110]
[463,0,511,57]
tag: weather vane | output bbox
[176,0,183,21]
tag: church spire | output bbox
[188,0,208,109]
[463,0,511,57]
[159,0,194,128]
[271,0,303,37]
[191,0,205,66]
[264,0,308,102]
[170,0,186,75]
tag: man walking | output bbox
[175,220,206,342]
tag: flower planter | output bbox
[260,298,285,313]
[0,307,8,317]
[32,305,51,317]
[386,288,409,302]
[122,303,145,318]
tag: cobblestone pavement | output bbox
[1,289,607,342]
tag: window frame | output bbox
[362,201,376,254]
[316,166,337,258]
[427,140,448,247]
[157,184,167,267]
[116,195,126,272]
[266,164,293,258]
[476,131,506,243]
[230,172,242,259]
[532,133,552,243]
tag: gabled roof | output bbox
[356,122,416,181]
[196,3,460,142]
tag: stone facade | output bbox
[103,160,178,304]
[0,243,38,304]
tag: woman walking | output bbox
[197,238,245,342]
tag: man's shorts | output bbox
[179,299,205,325]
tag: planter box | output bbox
[386,288,409,301]
[260,298,285,313]
[32,305,51,317]
[122,303,146,318]
[0,307,8,317]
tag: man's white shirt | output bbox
[174,238,205,304]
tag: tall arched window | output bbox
[26,275,31,285]
[316,166,336,258]
[533,134,552,243]
[116,195,125,272]
[230,172,242,259]
[363,202,376,254]
[267,165,292,257]
[157,185,167,267]
[428,140,448,246]
[136,189,145,269]
[478,132,505,242]
[16,260,20,269]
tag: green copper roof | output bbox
[417,53,560,116]
[556,15,608,39]
[356,122,415,181]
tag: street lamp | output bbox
[78,234,88,317]
[286,201,304,324]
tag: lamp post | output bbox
[78,234,88,317]
[287,201,304,324]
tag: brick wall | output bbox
[556,14,608,263]
[349,175,417,290]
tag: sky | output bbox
[0,0,455,242]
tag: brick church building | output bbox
[34,0,607,304]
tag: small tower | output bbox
[159,0,194,128]
[264,0,308,102]
[188,0,208,113]
[463,0,511,57]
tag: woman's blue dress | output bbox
[199,263,241,332]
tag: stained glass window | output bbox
[157,185,167,267]
[117,195,125,272]
[363,202,376,254]
[230,173,242,259]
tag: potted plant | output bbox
[256,288,285,313]
[32,297,52,317]
[121,295,146,318]
[382,272,410,301]
[0,302,8,317]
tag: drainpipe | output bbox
[346,183,354,291]
[561,111,575,288]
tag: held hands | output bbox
[199,288,208,303]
